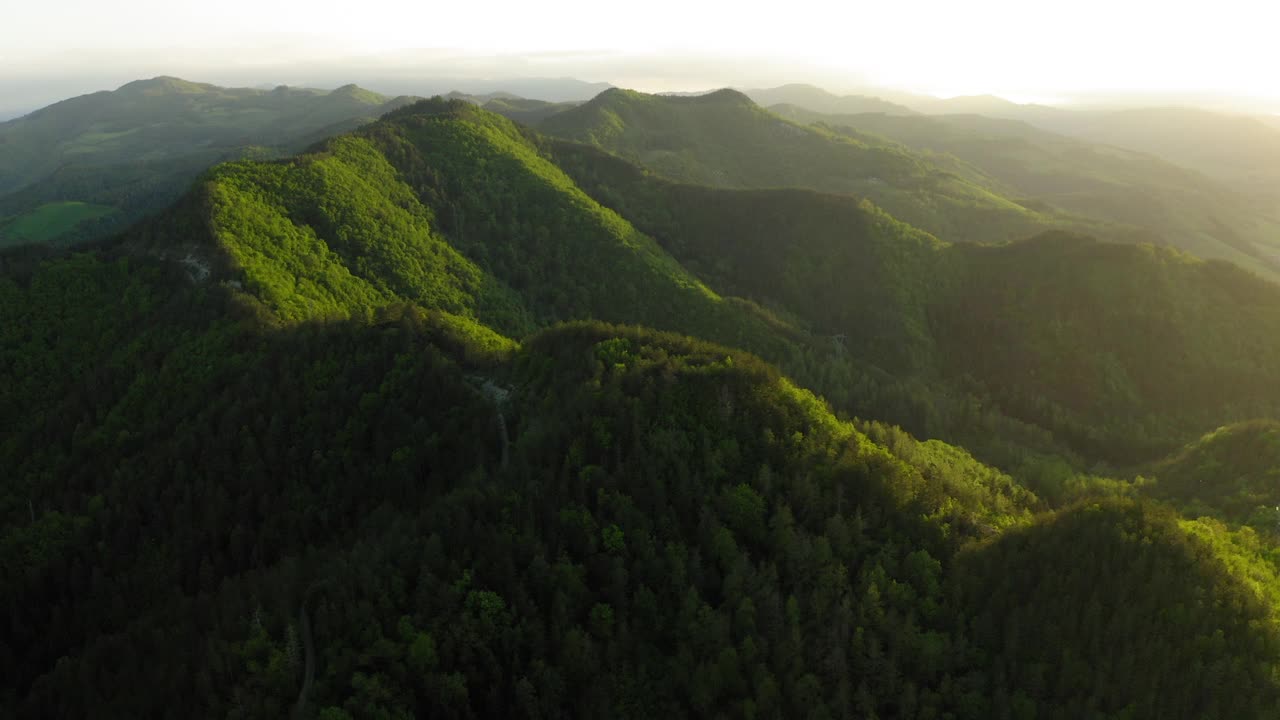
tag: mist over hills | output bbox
[7,73,1280,718]
[770,103,1280,277]
[742,84,917,116]
[537,87,1072,244]
[0,78,418,248]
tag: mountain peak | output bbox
[587,86,756,109]
[323,83,387,105]
[117,76,211,95]
[687,88,755,106]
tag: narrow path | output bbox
[293,579,332,720]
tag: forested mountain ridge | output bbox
[1039,107,1280,193]
[544,137,1280,469]
[121,96,1280,471]
[536,88,1089,244]
[0,76,411,195]
[770,104,1280,279]
[1144,420,1280,525]
[7,95,1280,718]
[742,84,917,116]
[443,91,582,125]
[7,248,1278,717]
[0,77,417,248]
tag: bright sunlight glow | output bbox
[4,0,1278,101]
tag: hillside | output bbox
[1147,420,1280,525]
[845,91,1280,195]
[443,91,582,125]
[956,498,1280,718]
[0,206,1032,717]
[7,95,1280,718]
[546,139,1280,468]
[743,84,917,116]
[537,88,1077,243]
[0,77,417,247]
[772,105,1280,277]
[1042,107,1280,193]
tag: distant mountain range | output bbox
[0,77,418,247]
[769,103,1280,277]
[741,84,917,116]
[538,87,1071,245]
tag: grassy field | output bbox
[1,201,117,243]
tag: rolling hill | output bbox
[771,105,1280,277]
[1146,420,1280,525]
[742,83,917,116]
[546,138,1280,467]
[956,498,1280,718]
[0,100,1041,716]
[0,77,417,247]
[1038,107,1280,193]
[537,88,1081,243]
[768,84,1280,203]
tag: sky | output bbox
[3,0,1279,115]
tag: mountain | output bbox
[1040,107,1280,193]
[7,94,1280,718]
[0,77,417,247]
[857,94,1280,200]
[538,88,1077,244]
[350,75,613,103]
[0,100,1044,717]
[908,94,1073,124]
[743,84,917,116]
[1146,420,1280,524]
[444,91,583,125]
[428,76,612,103]
[480,96,582,126]
[771,105,1280,278]
[547,138,1280,469]
[956,498,1280,718]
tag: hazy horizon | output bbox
[5,0,1280,117]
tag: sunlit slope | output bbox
[957,498,1280,718]
[544,138,947,373]
[773,105,1280,278]
[549,140,1280,465]
[934,235,1280,462]
[1147,420,1280,523]
[7,92,1280,719]
[1,252,1034,717]
[123,99,803,359]
[539,88,1066,243]
[0,77,411,195]
[0,77,417,247]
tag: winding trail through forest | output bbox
[293,579,332,720]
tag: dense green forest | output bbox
[7,92,1280,718]
[536,88,1089,244]
[544,138,1280,468]
[0,78,417,248]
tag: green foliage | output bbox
[933,235,1280,463]
[957,498,1280,718]
[539,88,1061,243]
[1147,420,1280,526]
[551,138,1280,465]
[6,93,1280,720]
[0,76,417,246]
[0,201,116,243]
